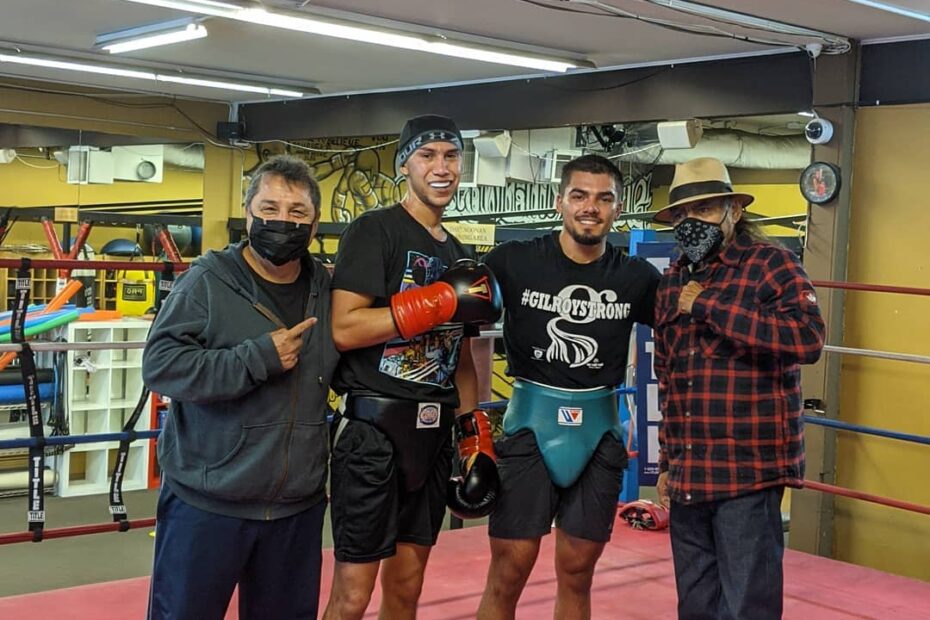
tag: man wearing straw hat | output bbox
[651,157,825,619]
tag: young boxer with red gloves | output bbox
[324,114,502,620]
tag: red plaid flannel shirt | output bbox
[654,233,825,504]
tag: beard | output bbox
[565,222,607,246]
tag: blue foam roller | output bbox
[0,382,55,405]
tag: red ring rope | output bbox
[804,480,930,516]
[0,259,188,272]
[0,485,923,546]
[811,280,930,297]
[0,518,156,545]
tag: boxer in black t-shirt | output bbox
[324,115,502,620]
[478,155,660,620]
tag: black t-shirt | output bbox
[246,257,312,328]
[483,232,660,389]
[331,204,476,406]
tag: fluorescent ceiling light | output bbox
[641,0,848,39]
[425,43,573,72]
[237,8,575,72]
[0,53,303,97]
[123,0,580,72]
[156,74,302,97]
[124,0,240,13]
[844,0,930,23]
[0,54,156,79]
[101,23,208,54]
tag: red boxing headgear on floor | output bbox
[618,500,670,531]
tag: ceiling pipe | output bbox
[617,130,811,169]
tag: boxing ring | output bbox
[0,257,928,618]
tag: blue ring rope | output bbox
[803,415,930,446]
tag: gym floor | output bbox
[2,503,930,619]
[0,488,161,597]
[0,487,479,597]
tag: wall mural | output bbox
[289,137,403,223]
[284,138,654,229]
[621,171,655,229]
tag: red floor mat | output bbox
[1,525,928,619]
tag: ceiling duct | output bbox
[615,130,811,169]
[54,143,205,175]
[163,144,205,170]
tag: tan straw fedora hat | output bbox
[651,157,754,224]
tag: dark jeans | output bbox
[148,481,326,620]
[670,486,785,620]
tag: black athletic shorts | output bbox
[329,414,452,563]
[489,429,628,543]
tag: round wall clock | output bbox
[800,161,841,204]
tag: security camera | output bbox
[804,118,834,145]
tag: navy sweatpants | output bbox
[147,481,326,620]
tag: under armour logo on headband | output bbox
[396,129,463,168]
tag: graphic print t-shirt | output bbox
[332,204,476,406]
[483,232,660,389]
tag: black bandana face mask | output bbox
[248,216,312,266]
[673,207,729,264]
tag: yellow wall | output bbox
[0,156,203,207]
[0,80,234,251]
[836,104,930,580]
[0,80,223,139]
[0,156,203,251]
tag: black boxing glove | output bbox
[447,409,500,520]
[438,259,503,325]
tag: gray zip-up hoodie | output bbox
[142,241,339,520]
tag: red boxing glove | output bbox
[390,280,458,340]
[447,409,500,520]
[618,499,670,531]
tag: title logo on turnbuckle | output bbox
[558,407,583,426]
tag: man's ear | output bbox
[555,193,564,216]
[731,201,744,223]
[399,164,408,176]
[310,205,320,237]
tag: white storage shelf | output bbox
[58,319,152,497]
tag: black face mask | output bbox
[248,216,312,266]
[673,207,730,264]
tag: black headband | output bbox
[395,129,463,169]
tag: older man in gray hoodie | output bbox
[143,155,339,620]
